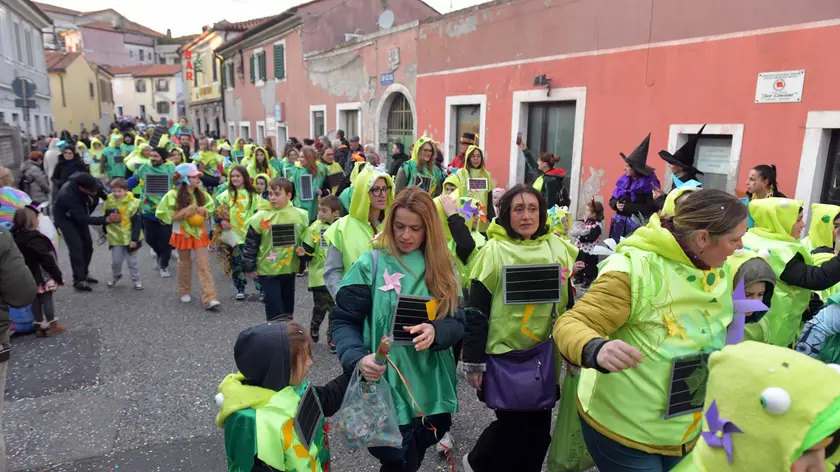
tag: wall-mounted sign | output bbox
[184,50,193,81]
[755,70,805,103]
[380,72,394,85]
[274,103,283,122]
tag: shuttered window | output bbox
[249,55,255,83]
[274,44,285,79]
[228,63,235,88]
[258,52,266,81]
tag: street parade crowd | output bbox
[2,118,840,472]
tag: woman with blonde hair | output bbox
[395,137,444,197]
[332,186,465,472]
[282,146,326,223]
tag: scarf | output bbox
[660,217,710,270]
[611,173,660,203]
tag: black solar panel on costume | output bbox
[664,352,710,419]
[114,154,124,164]
[144,174,171,196]
[294,384,324,451]
[391,295,434,346]
[271,224,297,248]
[467,178,488,192]
[326,172,343,189]
[502,264,562,304]
[319,227,328,249]
[300,174,314,201]
[414,175,432,191]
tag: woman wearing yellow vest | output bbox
[741,164,785,228]
[554,189,748,472]
[455,145,495,233]
[742,198,840,347]
[462,185,577,472]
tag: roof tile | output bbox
[44,51,79,71]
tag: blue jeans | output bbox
[258,275,295,321]
[579,414,683,472]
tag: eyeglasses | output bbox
[369,186,391,196]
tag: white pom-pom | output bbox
[215,392,224,407]
[758,249,772,259]
[780,200,790,208]
[827,364,840,375]
[760,387,791,415]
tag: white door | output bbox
[276,125,287,147]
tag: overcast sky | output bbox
[40,0,491,36]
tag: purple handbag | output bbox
[483,339,558,411]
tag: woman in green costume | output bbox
[454,145,495,233]
[246,147,275,181]
[281,146,326,223]
[231,138,245,161]
[319,147,344,196]
[462,184,577,472]
[332,187,465,472]
[742,198,840,347]
[323,170,394,298]
[395,137,443,197]
[554,189,748,472]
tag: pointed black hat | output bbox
[658,125,706,176]
[620,133,654,176]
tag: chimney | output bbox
[166,28,172,38]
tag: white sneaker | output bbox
[436,432,454,454]
[205,300,221,310]
[149,248,156,257]
[107,274,122,287]
[134,282,144,290]
[180,294,192,303]
[234,292,246,301]
[462,454,474,472]
[159,268,171,278]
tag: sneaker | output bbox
[134,282,144,290]
[74,281,92,292]
[205,300,221,310]
[234,292,246,301]
[180,294,192,303]
[85,276,99,284]
[311,333,320,343]
[159,268,171,278]
[107,275,122,287]
[462,454,474,472]
[296,272,305,278]
[436,432,454,454]
[149,248,156,257]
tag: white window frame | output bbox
[253,47,265,87]
[12,18,22,63]
[309,104,327,140]
[239,121,251,140]
[796,111,840,228]
[0,7,6,60]
[276,122,288,146]
[256,120,266,145]
[274,39,287,83]
[335,102,362,141]
[444,94,487,165]
[664,124,744,194]
[226,62,234,92]
[228,121,236,139]
[509,87,587,215]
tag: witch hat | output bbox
[620,133,654,176]
[659,125,706,175]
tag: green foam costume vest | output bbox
[320,161,344,195]
[401,137,443,196]
[155,189,215,239]
[103,143,126,180]
[470,221,577,355]
[103,193,141,246]
[577,215,733,451]
[455,145,495,232]
[283,160,326,223]
[134,162,176,216]
[245,201,309,276]
[217,189,259,245]
[339,249,459,425]
[303,219,332,288]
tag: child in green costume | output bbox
[253,174,269,201]
[216,165,262,301]
[282,146,327,223]
[332,187,465,472]
[217,320,350,472]
[319,147,344,196]
[104,179,143,290]
[120,133,135,156]
[127,148,176,278]
[672,341,840,471]
[300,195,342,350]
[242,178,311,321]
[101,135,126,180]
[729,249,776,344]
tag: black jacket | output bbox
[53,174,108,227]
[609,192,657,220]
[334,147,351,175]
[448,214,476,265]
[780,252,840,291]
[51,157,89,191]
[12,229,63,286]
[388,152,409,177]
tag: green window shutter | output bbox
[273,44,285,79]
[221,64,226,89]
[258,52,266,81]
[249,55,255,83]
[229,63,235,87]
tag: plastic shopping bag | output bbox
[331,365,403,450]
[547,371,595,472]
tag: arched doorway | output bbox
[376,84,417,168]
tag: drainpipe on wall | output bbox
[215,52,226,134]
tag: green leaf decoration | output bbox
[706,272,716,286]
[823,215,831,223]
[686,363,710,407]
[709,298,718,303]
[688,275,697,282]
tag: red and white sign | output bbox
[184,50,193,81]
[755,70,805,103]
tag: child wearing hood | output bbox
[89,137,104,180]
[216,320,350,472]
[729,249,777,343]
[104,179,143,290]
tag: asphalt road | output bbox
[3,230,532,472]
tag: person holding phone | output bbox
[608,133,660,241]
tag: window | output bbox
[340,109,359,137]
[46,116,53,133]
[156,101,170,114]
[0,112,4,123]
[229,123,236,139]
[139,104,146,118]
[455,104,480,144]
[158,56,166,64]
[0,9,6,58]
[311,110,325,138]
[129,49,133,58]
[526,101,576,184]
[139,49,145,61]
[821,131,840,205]
[99,79,112,103]
[11,113,19,125]
[156,79,169,92]
[257,51,266,82]
[386,94,414,156]
[89,81,95,99]
[135,80,146,92]
[34,115,40,135]
[117,106,123,116]
[257,122,265,145]
[13,21,22,62]
[240,124,250,140]
[274,43,285,79]
[249,54,255,83]
[24,27,33,66]
[691,136,734,191]
[226,63,235,88]
[212,56,218,82]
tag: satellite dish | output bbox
[377,10,395,30]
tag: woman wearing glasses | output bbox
[395,137,444,197]
[323,169,395,298]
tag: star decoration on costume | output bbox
[726,279,770,345]
[378,270,405,295]
[663,313,688,339]
[261,219,271,230]
[701,400,743,464]
[458,200,479,220]
[266,251,278,262]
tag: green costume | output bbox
[196,150,223,177]
[802,204,840,302]
[246,147,275,181]
[245,200,309,275]
[471,220,577,355]
[661,187,699,217]
[323,171,394,273]
[89,138,104,178]
[231,138,245,161]
[577,214,734,454]
[320,161,344,195]
[103,192,141,246]
[102,135,126,180]
[742,198,812,347]
[728,249,775,344]
[455,145,495,232]
[120,141,135,156]
[673,341,840,471]
[433,187,485,284]
[400,137,443,196]
[283,160,326,223]
[125,144,151,196]
[134,161,175,216]
[155,188,215,239]
[303,219,333,288]
[217,188,260,245]
[241,144,256,168]
[218,373,328,472]
[339,249,459,424]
